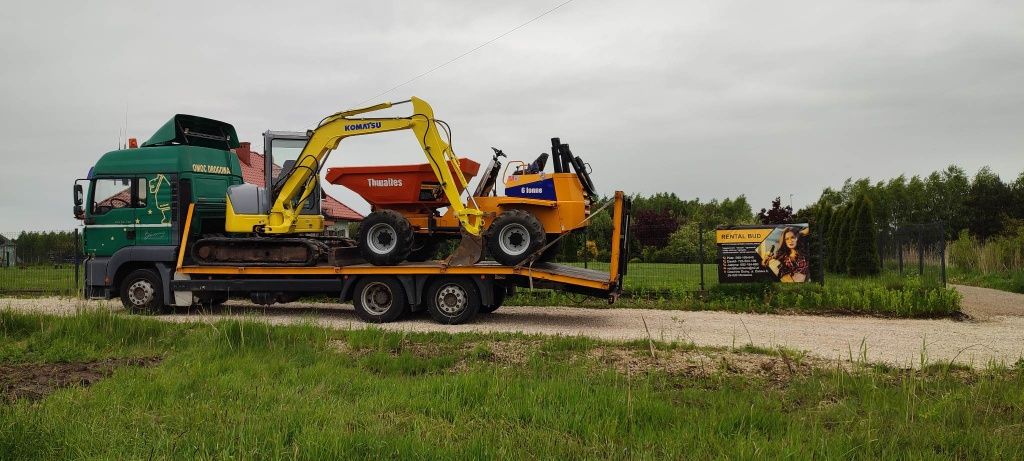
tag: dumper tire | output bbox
[487,210,546,266]
[358,210,414,266]
[352,276,408,323]
[119,269,167,315]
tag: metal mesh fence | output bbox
[0,230,82,295]
[0,222,946,299]
[877,222,947,287]
[547,222,716,296]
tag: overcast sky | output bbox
[1,0,1022,232]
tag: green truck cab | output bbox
[74,115,243,307]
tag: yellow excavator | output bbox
[191,97,486,267]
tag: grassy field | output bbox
[517,265,961,318]
[564,261,712,291]
[0,266,78,295]
[1,309,1022,459]
[0,263,961,317]
[949,268,1024,294]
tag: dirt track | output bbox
[3,284,1022,368]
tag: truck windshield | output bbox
[92,178,132,214]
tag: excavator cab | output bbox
[264,131,321,215]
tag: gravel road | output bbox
[3,284,1022,368]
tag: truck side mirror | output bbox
[73,183,84,219]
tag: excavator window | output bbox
[268,138,307,188]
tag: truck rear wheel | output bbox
[119,269,166,314]
[487,210,546,266]
[480,285,508,314]
[358,210,414,265]
[352,276,407,323]
[425,277,480,324]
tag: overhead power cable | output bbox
[354,0,578,106]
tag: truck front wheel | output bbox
[119,269,166,314]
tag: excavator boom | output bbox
[225,97,482,236]
[215,97,485,266]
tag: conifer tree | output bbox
[847,195,881,276]
[826,206,845,272]
[813,205,832,279]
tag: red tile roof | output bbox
[234,142,363,222]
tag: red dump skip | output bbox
[325,159,480,206]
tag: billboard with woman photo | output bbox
[715,224,811,283]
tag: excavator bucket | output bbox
[446,230,484,266]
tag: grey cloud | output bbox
[1,0,1022,230]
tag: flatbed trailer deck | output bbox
[168,192,631,324]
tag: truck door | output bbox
[134,173,174,246]
[84,177,141,257]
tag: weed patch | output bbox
[1,357,161,402]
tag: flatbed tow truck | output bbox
[74,108,631,324]
[172,192,629,324]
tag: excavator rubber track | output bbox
[191,237,348,267]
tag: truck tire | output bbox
[425,277,480,324]
[352,276,407,323]
[480,285,507,314]
[406,236,441,262]
[358,210,414,266]
[119,268,166,314]
[487,210,546,266]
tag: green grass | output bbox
[950,268,1024,294]
[511,267,961,318]
[1,309,1022,459]
[0,266,78,295]
[0,262,960,318]
[564,261,713,291]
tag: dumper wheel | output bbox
[353,276,407,323]
[119,269,167,315]
[358,210,414,265]
[426,277,480,324]
[406,237,441,262]
[487,210,546,266]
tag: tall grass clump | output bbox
[948,228,1024,293]
[0,307,175,362]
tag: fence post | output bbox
[819,228,826,285]
[878,231,884,272]
[917,228,925,277]
[583,226,589,269]
[74,228,81,297]
[898,241,903,275]
[699,224,705,292]
[940,223,947,287]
